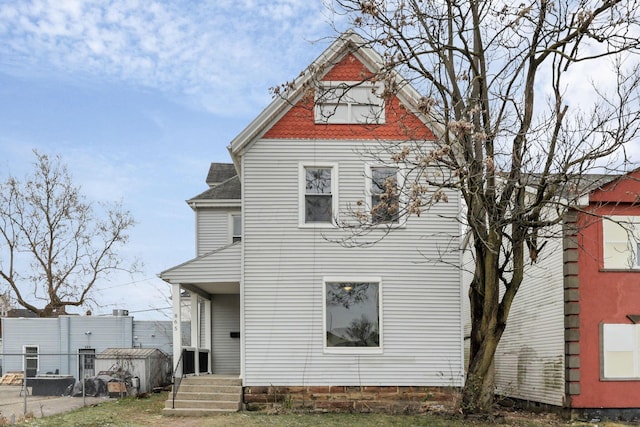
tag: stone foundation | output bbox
[243,385,457,413]
[571,408,640,423]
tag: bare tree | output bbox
[0,151,136,317]
[317,0,640,414]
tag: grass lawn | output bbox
[10,391,633,427]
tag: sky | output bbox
[0,2,638,321]
[0,0,338,320]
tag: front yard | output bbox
[9,391,633,427]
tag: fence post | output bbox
[22,352,27,415]
[81,352,86,407]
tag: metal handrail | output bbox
[171,349,185,409]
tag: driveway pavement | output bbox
[0,385,108,423]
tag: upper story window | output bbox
[231,214,242,243]
[324,278,382,352]
[368,166,400,224]
[315,82,385,124]
[602,323,640,379]
[300,163,338,227]
[602,216,640,269]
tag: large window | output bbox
[324,278,381,351]
[315,82,385,124]
[368,166,400,224]
[300,164,337,226]
[602,216,640,269]
[602,323,640,379]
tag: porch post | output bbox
[171,283,182,378]
[190,292,199,375]
[204,298,212,374]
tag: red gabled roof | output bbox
[262,53,435,141]
[228,31,443,162]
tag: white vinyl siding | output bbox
[198,298,206,348]
[212,294,241,374]
[489,228,566,406]
[161,243,241,284]
[242,138,463,387]
[602,323,640,379]
[603,216,640,269]
[196,208,240,255]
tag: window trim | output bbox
[23,345,39,377]
[229,212,242,243]
[322,276,383,354]
[78,348,96,379]
[602,215,640,270]
[364,164,406,227]
[299,162,339,228]
[314,81,385,125]
[600,322,640,381]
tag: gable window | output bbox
[300,164,337,226]
[315,82,385,124]
[231,214,242,243]
[368,166,400,224]
[602,216,640,269]
[324,278,381,352]
[602,323,640,379]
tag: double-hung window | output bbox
[602,323,640,379]
[323,277,382,352]
[368,166,400,224]
[300,164,337,226]
[23,345,38,377]
[231,214,242,243]
[602,216,640,269]
[315,82,385,124]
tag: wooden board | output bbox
[0,372,24,385]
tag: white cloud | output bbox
[0,0,329,115]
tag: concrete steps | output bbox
[163,375,242,416]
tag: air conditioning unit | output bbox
[112,309,129,316]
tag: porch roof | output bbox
[159,242,240,294]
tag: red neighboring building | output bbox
[486,170,640,421]
[568,169,640,418]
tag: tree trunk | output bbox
[461,233,507,414]
[461,325,502,413]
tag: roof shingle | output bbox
[206,163,237,187]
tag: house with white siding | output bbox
[160,31,464,413]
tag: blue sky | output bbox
[0,0,337,319]
[1,2,638,320]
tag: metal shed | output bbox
[95,348,169,395]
